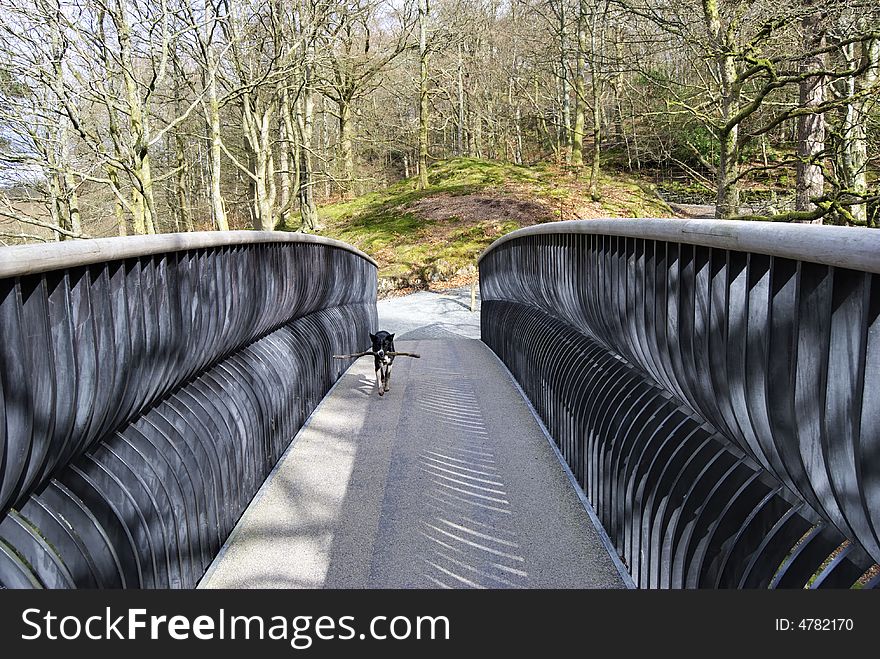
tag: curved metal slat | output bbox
[0,510,75,588]
[0,280,31,511]
[0,538,42,589]
[18,495,101,588]
[37,481,125,588]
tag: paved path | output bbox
[199,338,623,588]
[377,286,481,340]
[669,202,715,219]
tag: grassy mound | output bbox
[316,158,671,290]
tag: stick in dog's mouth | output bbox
[332,350,421,359]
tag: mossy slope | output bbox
[316,158,671,287]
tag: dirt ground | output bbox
[404,192,555,225]
[375,184,682,299]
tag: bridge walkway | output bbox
[199,290,623,589]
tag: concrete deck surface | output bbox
[199,338,623,589]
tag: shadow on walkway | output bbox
[199,340,623,589]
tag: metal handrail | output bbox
[479,218,880,275]
[0,230,377,278]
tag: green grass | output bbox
[425,157,549,188]
[310,157,670,287]
[320,157,544,225]
[378,219,521,281]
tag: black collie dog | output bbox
[369,331,395,396]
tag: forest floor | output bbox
[315,158,674,295]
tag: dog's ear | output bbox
[388,333,395,341]
[369,333,376,342]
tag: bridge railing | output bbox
[0,231,377,588]
[480,218,880,588]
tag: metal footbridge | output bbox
[1,219,878,589]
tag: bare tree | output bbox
[417,0,430,189]
[0,0,86,241]
[320,0,414,197]
[795,2,827,219]
[835,8,880,225]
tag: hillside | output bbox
[317,158,673,293]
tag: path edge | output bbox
[196,362,358,588]
[483,343,637,589]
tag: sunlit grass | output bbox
[311,157,670,286]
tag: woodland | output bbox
[0,0,877,248]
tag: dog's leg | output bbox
[376,368,384,396]
[383,363,392,391]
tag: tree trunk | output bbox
[338,98,354,197]
[299,150,319,232]
[703,0,740,219]
[279,87,298,230]
[208,76,229,230]
[457,43,465,156]
[298,59,320,231]
[130,182,147,235]
[320,94,331,198]
[108,165,126,236]
[118,6,156,234]
[840,36,879,226]
[204,0,229,232]
[48,169,65,241]
[473,108,483,158]
[63,172,81,237]
[292,117,302,216]
[514,103,524,165]
[587,4,602,199]
[589,75,602,200]
[254,154,273,232]
[279,137,291,229]
[559,1,572,164]
[716,126,740,218]
[175,134,192,231]
[260,109,276,231]
[268,148,277,227]
[140,154,157,234]
[571,2,586,169]
[795,13,826,221]
[244,132,256,228]
[242,94,277,231]
[418,0,430,190]
[612,32,625,145]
